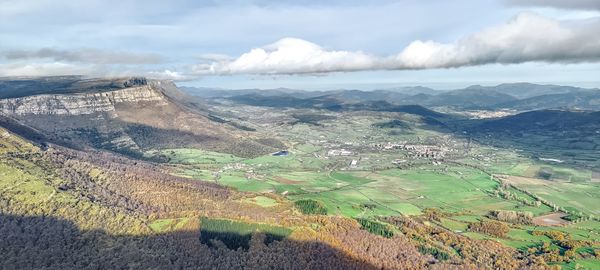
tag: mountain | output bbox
[496,90,600,111]
[0,77,282,158]
[377,86,442,96]
[227,93,447,119]
[405,87,518,108]
[473,110,600,133]
[468,83,586,99]
[180,86,322,99]
[191,83,600,111]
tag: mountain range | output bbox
[185,83,600,111]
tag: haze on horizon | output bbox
[1,0,599,90]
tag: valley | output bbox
[1,77,599,269]
[3,1,600,269]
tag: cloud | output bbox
[1,48,163,65]
[194,13,600,75]
[0,62,185,81]
[505,0,600,11]
[146,69,190,81]
[0,62,93,77]
[393,12,600,68]
[194,38,378,75]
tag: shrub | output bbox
[489,210,533,225]
[467,220,510,238]
[423,208,444,222]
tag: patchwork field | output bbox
[500,175,600,216]
[149,109,600,267]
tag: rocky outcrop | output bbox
[0,85,167,116]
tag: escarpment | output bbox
[0,77,282,158]
[0,85,167,116]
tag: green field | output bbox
[243,196,279,207]
[503,176,600,216]
[151,148,243,164]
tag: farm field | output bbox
[499,175,600,216]
[149,108,600,267]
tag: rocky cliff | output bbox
[0,76,282,158]
[0,84,167,116]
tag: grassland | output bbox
[163,144,556,219]
[149,218,191,232]
[243,195,279,207]
[148,148,243,164]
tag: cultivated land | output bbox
[148,103,600,269]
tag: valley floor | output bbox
[151,104,600,269]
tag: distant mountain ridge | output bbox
[186,83,599,111]
[227,93,445,119]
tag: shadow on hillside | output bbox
[0,213,378,270]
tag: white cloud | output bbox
[0,61,186,81]
[1,48,162,64]
[506,0,600,11]
[0,62,89,77]
[194,13,600,75]
[196,38,378,75]
[146,69,190,81]
[393,12,600,68]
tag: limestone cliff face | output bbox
[0,85,167,116]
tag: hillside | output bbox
[0,77,281,158]
[0,125,548,269]
[474,110,600,133]
[469,83,585,99]
[463,110,600,168]
[426,87,518,108]
[496,90,600,111]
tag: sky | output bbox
[0,0,599,90]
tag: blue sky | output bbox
[0,0,599,90]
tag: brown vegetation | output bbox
[467,220,510,238]
[490,210,533,225]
